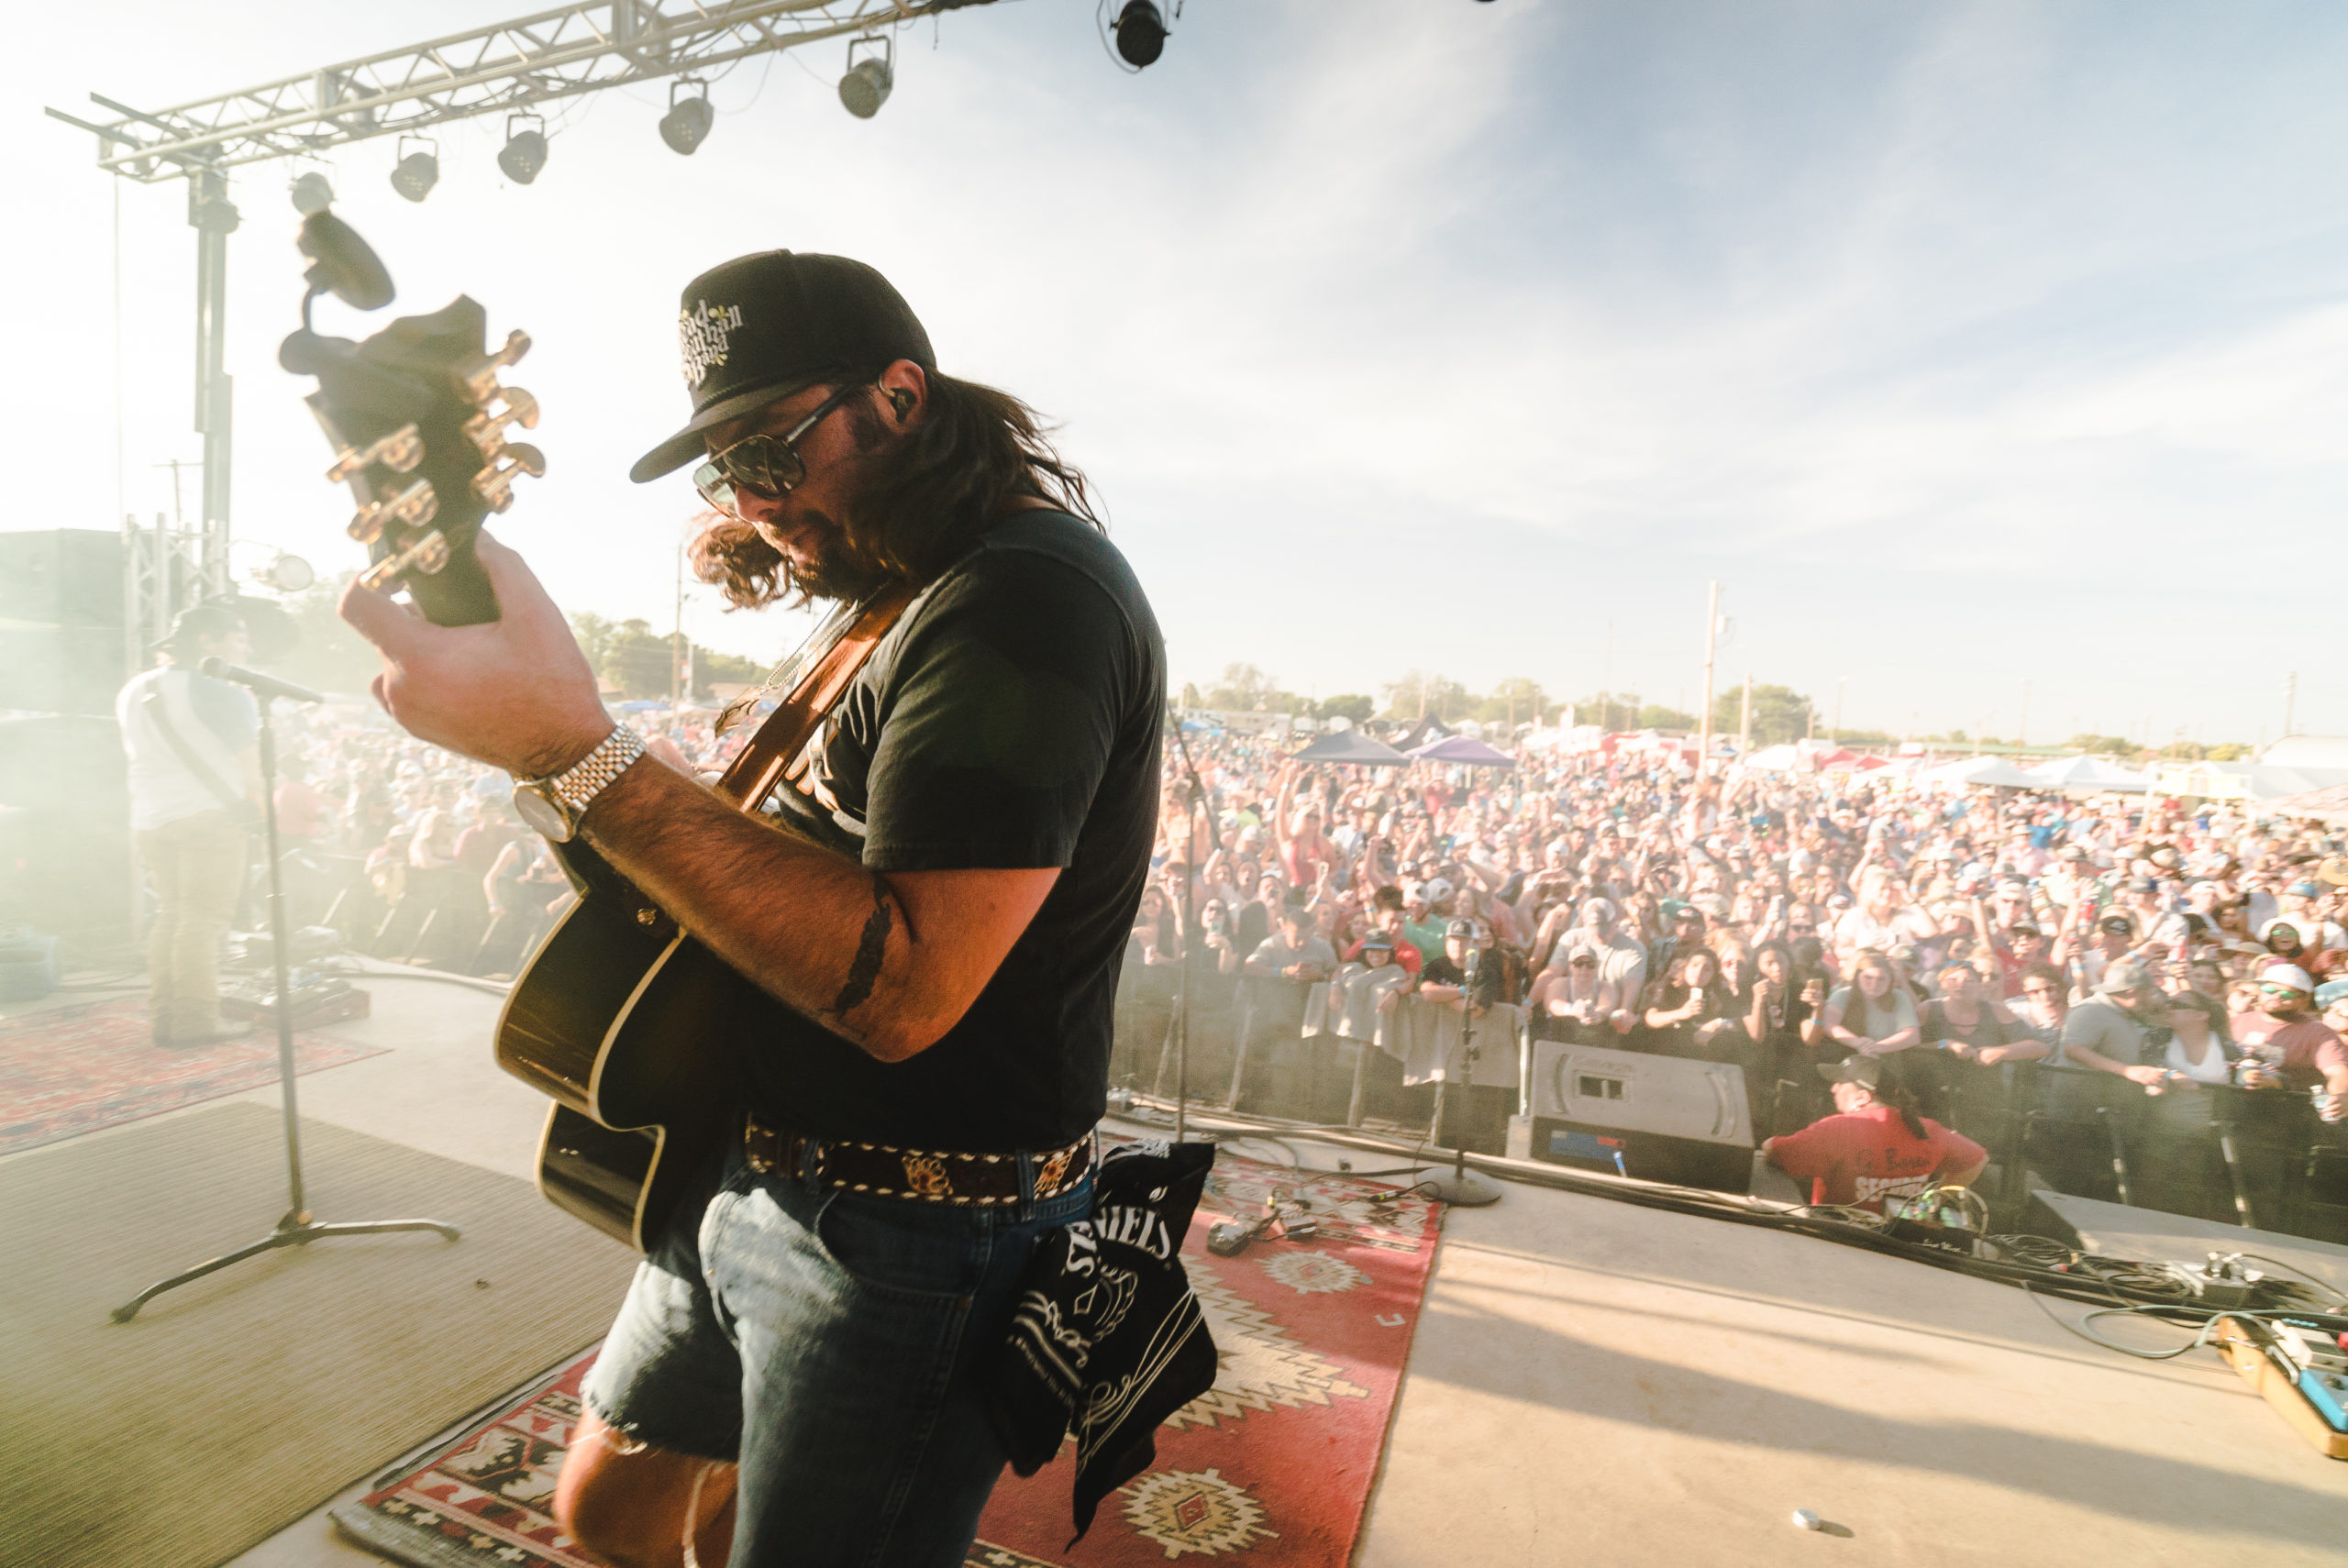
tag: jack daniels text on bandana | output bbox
[987,1139,1219,1542]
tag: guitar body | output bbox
[493,845,745,1249]
[493,591,909,1251]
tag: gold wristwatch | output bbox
[512,725,646,843]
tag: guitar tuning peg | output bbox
[347,478,438,544]
[463,385,540,457]
[327,423,425,484]
[459,329,532,403]
[357,527,450,591]
[471,441,547,513]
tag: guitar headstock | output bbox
[280,215,546,627]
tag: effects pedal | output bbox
[221,973,371,1031]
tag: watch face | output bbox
[512,782,574,843]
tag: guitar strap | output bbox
[713,584,914,814]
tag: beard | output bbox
[778,507,888,602]
[780,403,898,603]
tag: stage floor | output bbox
[13,974,2344,1567]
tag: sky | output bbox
[12,0,2348,745]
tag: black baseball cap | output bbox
[629,250,936,483]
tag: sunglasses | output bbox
[1570,957,1597,967]
[692,382,868,514]
[2021,986,2057,998]
[1788,922,1815,933]
[2259,982,2305,996]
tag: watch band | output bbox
[540,725,647,818]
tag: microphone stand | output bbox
[1421,944,1501,1207]
[113,686,460,1321]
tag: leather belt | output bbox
[743,1113,1095,1208]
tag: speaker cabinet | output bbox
[1527,1040,1755,1192]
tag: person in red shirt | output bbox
[1346,905,1425,977]
[1762,1055,1988,1213]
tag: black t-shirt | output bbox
[749,511,1164,1151]
[1422,952,1505,1010]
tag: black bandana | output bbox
[988,1140,1218,1542]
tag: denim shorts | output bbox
[581,1122,1092,1568]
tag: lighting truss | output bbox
[50,0,987,181]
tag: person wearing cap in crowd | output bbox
[1401,878,1453,968]
[1346,902,1424,979]
[1761,1055,1988,1215]
[2069,909,2140,1000]
[2055,959,2181,1092]
[342,248,1166,1566]
[1420,918,1505,1014]
[2278,879,2348,951]
[1649,899,1707,985]
[2229,965,2348,1117]
[1548,895,1647,1010]
[117,602,263,1047]
[1533,938,1628,1041]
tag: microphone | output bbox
[200,657,325,705]
[1463,944,1481,983]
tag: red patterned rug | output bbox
[333,1355,599,1568]
[329,1156,1441,1568]
[972,1156,1441,1566]
[0,998,388,1155]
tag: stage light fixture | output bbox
[838,38,893,119]
[499,115,548,184]
[390,136,438,203]
[659,79,714,155]
[1113,1,1168,68]
[289,171,335,215]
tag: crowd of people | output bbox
[263,701,740,975]
[1126,727,2348,1220]
[254,694,2348,1223]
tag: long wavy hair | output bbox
[687,370,1102,610]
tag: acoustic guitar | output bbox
[287,206,903,1251]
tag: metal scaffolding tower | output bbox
[46,0,985,602]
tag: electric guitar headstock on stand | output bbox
[277,207,544,626]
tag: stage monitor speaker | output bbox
[0,714,127,814]
[1527,1039,1755,1193]
[0,804,132,943]
[0,529,124,627]
[0,624,130,715]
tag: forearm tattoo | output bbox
[831,879,892,1020]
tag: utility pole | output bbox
[1833,676,1846,745]
[2284,670,2298,741]
[1739,673,1753,757]
[1601,619,1613,734]
[1696,580,1720,768]
[670,539,686,706]
[2018,678,2031,754]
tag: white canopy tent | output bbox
[2023,755,2151,790]
[2153,761,2348,801]
[1916,756,2043,790]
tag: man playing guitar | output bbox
[340,250,1165,1567]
